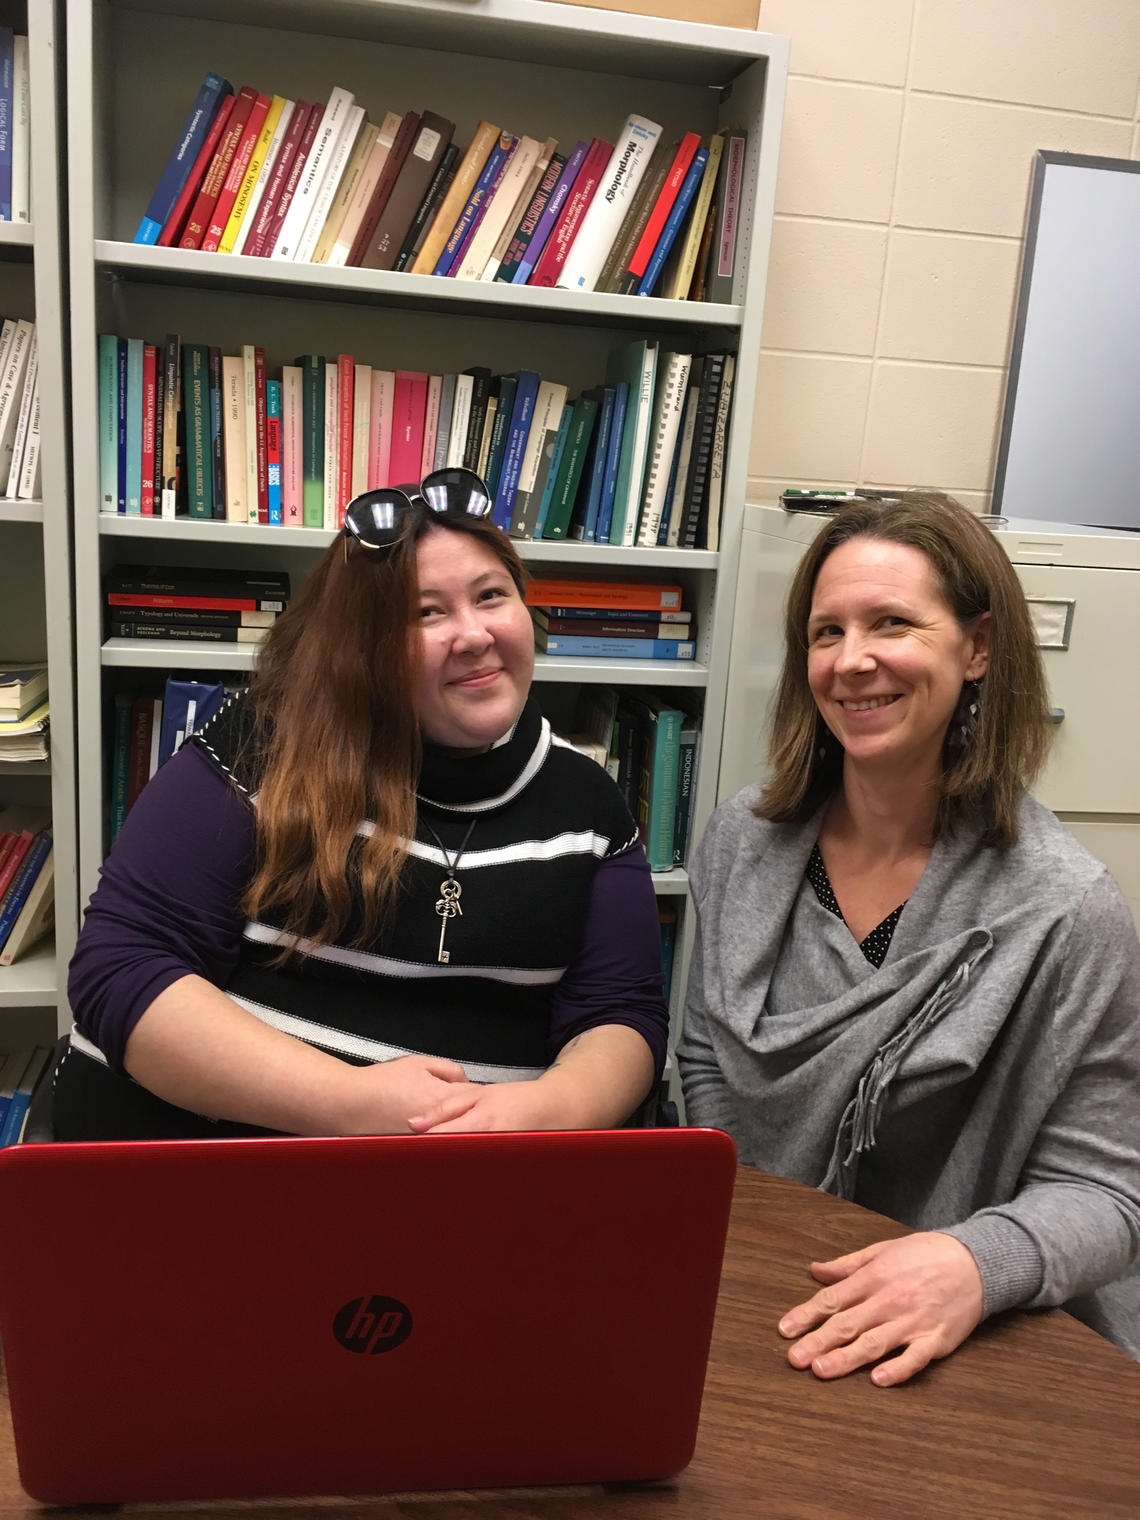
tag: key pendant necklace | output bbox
[421,815,478,964]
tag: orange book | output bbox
[523,579,683,612]
[409,120,499,276]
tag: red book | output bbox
[157,94,235,248]
[0,830,33,903]
[254,346,268,524]
[109,593,274,612]
[180,87,256,251]
[627,132,700,283]
[530,137,613,289]
[336,354,354,527]
[346,110,420,268]
[265,406,281,518]
[259,102,321,259]
[245,100,312,258]
[201,91,271,253]
[389,371,428,486]
[140,344,157,516]
[126,699,156,811]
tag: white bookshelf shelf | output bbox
[651,869,689,896]
[0,499,44,523]
[94,241,743,334]
[1,760,51,777]
[0,222,34,254]
[0,939,57,1009]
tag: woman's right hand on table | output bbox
[338,1054,472,1135]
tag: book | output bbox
[707,128,748,304]
[454,135,542,281]
[273,86,356,261]
[422,373,442,476]
[157,93,235,247]
[618,132,701,296]
[368,368,395,488]
[9,34,28,224]
[135,72,232,243]
[595,380,629,545]
[541,616,690,638]
[394,141,460,272]
[158,679,226,768]
[702,351,735,551]
[114,334,126,511]
[659,906,678,1003]
[159,333,181,518]
[536,633,695,662]
[482,137,556,282]
[295,103,365,264]
[5,328,36,498]
[251,101,321,258]
[202,90,271,253]
[537,395,599,541]
[567,383,612,543]
[462,367,493,470]
[327,110,400,267]
[448,136,518,276]
[0,30,12,221]
[605,338,658,548]
[109,692,132,842]
[0,1047,52,1143]
[629,696,684,870]
[0,829,51,955]
[266,378,282,524]
[664,372,699,548]
[110,621,271,645]
[529,136,613,289]
[232,98,295,256]
[476,394,499,478]
[351,365,371,497]
[220,94,286,254]
[496,149,565,284]
[0,1049,32,1138]
[280,365,303,523]
[335,353,354,525]
[433,373,456,472]
[97,334,118,512]
[390,371,428,485]
[515,140,587,285]
[484,373,517,496]
[207,346,224,519]
[105,605,276,629]
[362,111,454,272]
[510,380,567,538]
[446,373,473,469]
[323,359,339,531]
[677,351,727,549]
[313,117,377,264]
[531,409,572,541]
[0,842,51,967]
[557,115,663,293]
[220,355,246,522]
[597,142,671,295]
[490,369,540,530]
[690,192,719,302]
[666,133,723,300]
[636,351,692,545]
[346,109,421,268]
[524,579,683,611]
[122,336,142,513]
[152,346,166,514]
[125,696,162,808]
[673,711,700,866]
[140,344,157,517]
[106,563,290,604]
[637,146,709,298]
[295,353,324,527]
[181,343,212,519]
[0,316,32,484]
[0,665,47,714]
[434,130,514,278]
[241,345,259,524]
[180,86,256,250]
[411,120,499,277]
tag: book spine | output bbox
[183,343,212,519]
[323,360,339,530]
[673,727,698,866]
[368,369,394,489]
[207,346,224,518]
[596,381,629,544]
[558,116,662,292]
[541,605,691,623]
[124,337,142,514]
[110,694,132,843]
[702,352,735,551]
[105,604,276,628]
[708,130,747,304]
[179,86,255,250]
[221,94,285,254]
[135,72,230,242]
[539,399,598,541]
[637,148,708,299]
[160,333,181,519]
[254,347,268,523]
[110,621,268,644]
[453,135,538,281]
[241,345,258,524]
[0,830,31,902]
[202,91,271,253]
[0,31,12,222]
[545,617,686,638]
[108,592,286,612]
[0,831,50,952]
[4,334,35,498]
[678,354,725,548]
[491,372,539,530]
[645,709,682,871]
[363,111,453,273]
[636,352,692,546]
[570,388,614,543]
[395,142,458,271]
[434,131,512,278]
[597,147,668,296]
[152,354,165,515]
[273,87,355,262]
[528,137,612,289]
[482,138,553,282]
[157,93,235,248]
[98,334,119,513]
[389,371,427,485]
[531,410,572,540]
[484,376,517,496]
[446,375,473,469]
[496,150,564,283]
[346,109,420,268]
[313,117,375,264]
[233,98,294,256]
[352,365,371,496]
[298,355,325,527]
[245,100,310,258]
[525,581,683,611]
[139,344,157,516]
[463,369,492,469]
[336,353,354,526]
[256,102,320,258]
[9,34,27,224]
[422,373,443,476]
[221,354,246,522]
[266,378,282,525]
[410,120,499,277]
[296,103,364,264]
[541,636,695,660]
[624,132,701,288]
[280,365,303,523]
[667,133,723,301]
[515,141,587,285]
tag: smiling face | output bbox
[413,526,535,754]
[806,536,990,782]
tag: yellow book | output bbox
[220,95,286,255]
[666,133,724,302]
[314,121,379,265]
[410,120,500,276]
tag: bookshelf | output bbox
[0,0,78,1041]
[66,0,787,1064]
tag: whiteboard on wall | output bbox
[993,152,1140,532]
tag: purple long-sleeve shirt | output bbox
[69,744,669,1080]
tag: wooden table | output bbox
[3,1167,1139,1518]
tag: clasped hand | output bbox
[777,1232,984,1386]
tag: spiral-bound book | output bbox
[636,351,692,547]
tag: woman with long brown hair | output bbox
[60,470,667,1139]
[679,492,1140,1378]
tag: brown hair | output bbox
[756,492,1051,847]
[241,512,527,952]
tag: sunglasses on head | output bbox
[342,467,494,551]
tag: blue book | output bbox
[134,72,232,244]
[0,831,51,954]
[0,1047,51,1148]
[638,147,709,298]
[484,373,517,497]
[657,420,683,544]
[158,679,226,769]
[596,380,629,545]
[630,698,684,871]
[491,369,540,530]
[539,635,695,660]
[98,334,119,514]
[266,379,282,524]
[433,132,514,278]
[0,1047,31,1139]
[532,410,572,540]
[0,29,13,222]
[514,140,588,285]
[208,346,224,518]
[115,338,127,513]
[125,338,144,514]
[570,386,615,543]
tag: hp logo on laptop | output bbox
[333,1295,414,1355]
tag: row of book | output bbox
[559,684,701,872]
[0,806,53,967]
[109,675,239,842]
[0,318,42,500]
[0,1047,51,1147]
[98,334,734,552]
[0,31,31,225]
[104,564,290,649]
[0,665,49,761]
[526,577,697,664]
[134,70,747,302]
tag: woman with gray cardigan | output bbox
[679,493,1140,1384]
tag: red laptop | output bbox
[0,1128,736,1504]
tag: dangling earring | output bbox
[950,678,982,751]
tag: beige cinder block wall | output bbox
[746,0,1140,511]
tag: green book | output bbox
[630,695,684,871]
[294,354,325,529]
[604,338,657,547]
[538,395,599,541]
[181,343,213,520]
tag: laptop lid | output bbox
[0,1128,737,1504]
